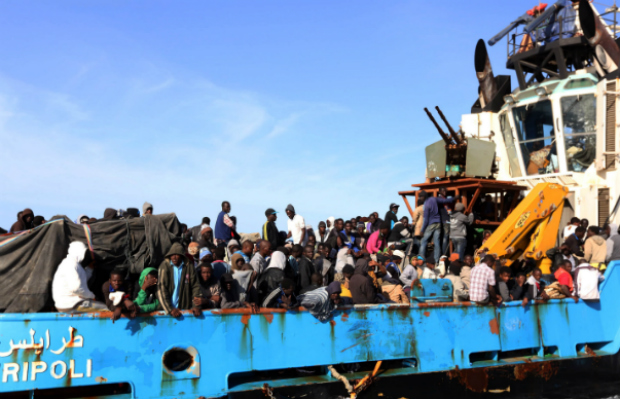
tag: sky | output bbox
[0,0,591,233]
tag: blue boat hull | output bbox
[1,261,619,398]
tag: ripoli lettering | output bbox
[0,327,93,382]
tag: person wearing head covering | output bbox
[197,263,221,308]
[421,256,441,279]
[349,259,377,304]
[142,202,153,216]
[450,203,474,260]
[385,203,400,229]
[325,217,336,237]
[10,208,35,232]
[199,247,213,264]
[157,242,203,317]
[32,216,46,227]
[262,208,281,250]
[606,223,620,263]
[398,251,418,290]
[230,253,246,271]
[74,214,89,225]
[198,227,216,251]
[381,265,408,304]
[220,270,259,310]
[52,241,109,312]
[315,221,329,245]
[297,281,342,322]
[285,204,307,246]
[133,267,161,312]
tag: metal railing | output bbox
[505,1,619,59]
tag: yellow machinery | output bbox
[476,183,568,273]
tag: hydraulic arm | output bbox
[477,183,568,273]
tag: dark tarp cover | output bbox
[0,213,182,313]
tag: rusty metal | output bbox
[424,107,453,145]
[580,0,620,74]
[474,39,498,109]
[435,106,463,145]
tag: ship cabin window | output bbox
[512,100,558,176]
[561,94,597,172]
[500,112,522,177]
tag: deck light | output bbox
[536,86,549,96]
[504,94,516,105]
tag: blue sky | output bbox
[0,1,581,232]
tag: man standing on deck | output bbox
[469,255,501,305]
[384,203,399,229]
[286,204,307,247]
[215,201,236,245]
[419,188,458,261]
[262,208,280,250]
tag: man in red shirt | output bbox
[554,260,575,297]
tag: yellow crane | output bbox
[476,183,568,273]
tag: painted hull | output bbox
[1,261,619,398]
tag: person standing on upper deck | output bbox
[469,255,501,305]
[419,188,458,261]
[384,203,400,230]
[215,201,236,245]
[286,204,307,247]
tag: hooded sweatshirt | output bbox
[142,202,153,215]
[349,259,376,304]
[52,241,97,310]
[157,243,202,314]
[584,235,607,266]
[607,223,620,262]
[10,208,34,233]
[134,267,161,313]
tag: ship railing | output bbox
[505,1,620,59]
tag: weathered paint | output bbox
[0,261,619,398]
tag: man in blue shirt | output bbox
[419,188,458,261]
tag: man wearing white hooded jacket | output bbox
[52,241,109,312]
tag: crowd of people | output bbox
[4,192,615,322]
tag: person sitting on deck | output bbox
[349,259,377,304]
[298,245,317,292]
[522,268,549,306]
[469,255,501,305]
[52,241,109,313]
[510,273,527,302]
[157,242,203,318]
[197,263,222,309]
[297,281,342,322]
[300,273,323,295]
[366,221,391,257]
[133,267,161,313]
[381,266,408,304]
[445,261,468,302]
[10,208,34,232]
[211,247,231,281]
[546,260,576,299]
[256,250,288,300]
[220,271,258,312]
[574,260,605,300]
[460,255,473,288]
[227,239,241,258]
[262,278,298,309]
[102,269,137,321]
[230,253,246,271]
[235,240,254,263]
[421,256,441,279]
[250,241,271,275]
[496,266,512,303]
[398,252,418,296]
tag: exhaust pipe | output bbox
[475,39,498,109]
[579,0,620,74]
